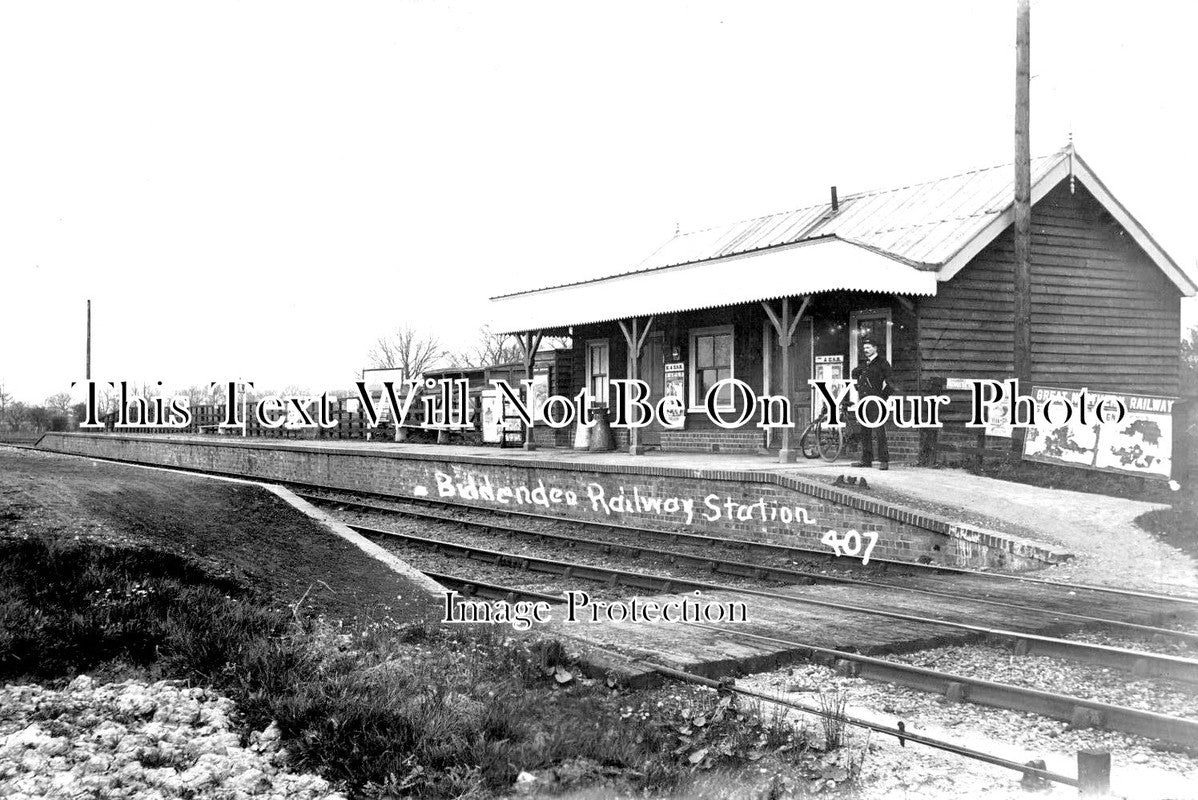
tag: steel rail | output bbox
[682,623,1198,750]
[298,482,1198,611]
[642,661,1084,789]
[422,571,563,604]
[416,565,1197,752]
[352,522,1198,684]
[17,442,1195,610]
[302,491,1198,646]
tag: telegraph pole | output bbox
[1013,0,1032,451]
[86,299,92,380]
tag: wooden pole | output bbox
[761,298,808,463]
[779,299,793,462]
[1013,0,1032,453]
[629,317,639,454]
[617,317,654,455]
[522,331,541,450]
[86,299,92,380]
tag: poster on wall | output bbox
[662,362,686,428]
[943,377,1012,437]
[1022,386,1176,479]
[812,355,844,420]
[480,390,504,443]
[530,368,550,422]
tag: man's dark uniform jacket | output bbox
[851,354,892,398]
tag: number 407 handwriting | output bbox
[821,529,879,565]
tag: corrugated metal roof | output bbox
[487,237,937,334]
[489,145,1195,333]
[633,150,1067,273]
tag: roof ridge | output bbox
[841,146,1069,201]
[671,146,1070,238]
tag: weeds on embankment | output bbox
[0,536,864,798]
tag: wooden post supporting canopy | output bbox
[762,295,810,462]
[617,315,655,455]
[514,330,543,450]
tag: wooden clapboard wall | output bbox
[919,179,1182,411]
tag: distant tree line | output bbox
[0,385,77,437]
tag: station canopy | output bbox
[488,236,936,334]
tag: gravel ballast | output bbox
[740,661,1198,799]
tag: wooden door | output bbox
[638,333,666,447]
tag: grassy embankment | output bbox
[0,450,861,798]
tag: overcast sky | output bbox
[3,0,1196,404]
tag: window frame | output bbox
[585,338,610,406]
[688,325,736,411]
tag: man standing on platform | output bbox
[850,337,891,470]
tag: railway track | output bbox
[344,517,1198,683]
[646,661,1087,792]
[11,445,1196,751]
[299,490,1198,646]
[17,441,1194,617]
[302,491,1198,672]
[295,483,1198,611]
[423,565,1198,750]
[292,490,1198,748]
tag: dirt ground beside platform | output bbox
[0,446,438,623]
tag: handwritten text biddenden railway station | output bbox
[430,470,815,527]
[430,471,880,564]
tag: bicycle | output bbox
[798,407,846,461]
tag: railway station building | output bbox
[489,145,1196,461]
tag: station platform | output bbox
[33,432,1194,591]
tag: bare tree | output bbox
[0,383,11,418]
[446,325,522,368]
[1182,325,1198,395]
[447,326,572,369]
[6,401,29,432]
[28,406,51,432]
[46,392,73,415]
[368,326,445,378]
[182,384,220,408]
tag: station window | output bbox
[586,339,609,405]
[689,326,734,410]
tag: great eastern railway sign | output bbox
[1022,386,1176,480]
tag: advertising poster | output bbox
[813,355,843,420]
[479,390,504,443]
[1022,386,1176,479]
[530,368,550,422]
[662,362,686,428]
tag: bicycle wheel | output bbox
[798,422,821,459]
[817,425,845,461]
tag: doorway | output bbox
[637,332,666,447]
